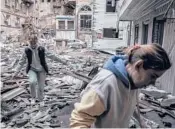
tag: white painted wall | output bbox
[93,0,129,50]
[56,31,75,40]
[56,16,76,40]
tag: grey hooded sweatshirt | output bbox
[70,55,138,128]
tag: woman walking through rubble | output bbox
[70,43,171,128]
[12,35,67,107]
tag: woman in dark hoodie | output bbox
[70,43,171,128]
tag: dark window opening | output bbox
[80,15,92,31]
[106,0,117,12]
[68,21,74,30]
[143,24,148,44]
[58,21,65,29]
[42,0,44,2]
[103,28,119,38]
[48,0,51,2]
[152,18,165,46]
[134,25,139,44]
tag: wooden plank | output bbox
[2,87,26,101]
[60,70,91,83]
[139,100,175,119]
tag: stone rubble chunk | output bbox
[161,96,175,107]
[141,87,169,99]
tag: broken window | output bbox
[5,0,10,7]
[58,21,65,29]
[103,28,119,38]
[42,0,44,2]
[80,5,92,11]
[106,0,117,12]
[53,0,56,2]
[80,15,92,31]
[47,0,51,2]
[68,21,74,30]
[152,18,165,46]
[142,24,148,44]
[15,17,20,27]
[15,0,20,9]
[4,14,10,26]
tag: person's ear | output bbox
[134,60,144,71]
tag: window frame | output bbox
[67,20,74,30]
[58,20,66,30]
[106,0,117,13]
[103,28,119,38]
[80,14,92,31]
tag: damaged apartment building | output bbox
[55,0,130,50]
[75,0,130,49]
[0,0,38,42]
[39,0,76,38]
[119,0,175,95]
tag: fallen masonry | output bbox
[1,41,175,128]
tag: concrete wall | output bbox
[1,0,27,35]
[93,0,129,50]
[127,3,175,95]
[76,0,129,50]
[0,0,38,37]
[159,19,175,95]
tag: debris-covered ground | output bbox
[1,41,175,128]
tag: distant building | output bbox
[76,0,130,50]
[0,0,35,36]
[39,0,75,36]
[56,15,75,40]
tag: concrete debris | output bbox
[1,87,26,101]
[1,40,175,128]
[141,86,169,99]
[161,97,175,107]
[133,86,175,128]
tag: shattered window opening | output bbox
[5,0,10,7]
[106,0,117,12]
[15,17,20,27]
[80,15,92,31]
[4,14,11,26]
[58,21,65,30]
[15,0,20,10]
[68,21,74,30]
[103,28,119,38]
[134,25,139,44]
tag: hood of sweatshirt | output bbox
[103,55,138,90]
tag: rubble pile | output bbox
[1,41,175,128]
[130,86,175,128]
[1,41,109,128]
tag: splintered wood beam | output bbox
[2,87,26,101]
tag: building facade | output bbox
[0,0,36,38]
[39,0,75,36]
[119,0,175,95]
[76,0,129,49]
